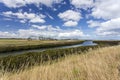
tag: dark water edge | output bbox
[0,41,97,57]
[0,45,98,72]
[0,40,120,72]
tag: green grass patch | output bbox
[0,40,84,53]
[0,40,120,72]
[0,46,98,72]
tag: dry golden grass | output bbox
[0,39,76,46]
[1,45,120,80]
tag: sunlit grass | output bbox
[0,39,84,53]
[0,39,80,46]
[1,45,120,80]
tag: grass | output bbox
[0,45,120,80]
[94,40,120,46]
[0,39,83,46]
[0,46,98,71]
[0,40,120,72]
[0,39,84,53]
[0,39,119,53]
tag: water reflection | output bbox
[0,40,97,57]
[81,40,97,46]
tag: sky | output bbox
[0,0,120,40]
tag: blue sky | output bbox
[0,0,120,40]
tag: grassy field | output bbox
[0,39,119,47]
[0,39,65,46]
[0,46,98,71]
[0,39,120,80]
[0,39,119,53]
[0,45,120,80]
[0,39,83,46]
[0,39,84,53]
[0,40,120,71]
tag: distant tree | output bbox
[39,36,44,40]
[27,37,32,41]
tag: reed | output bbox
[1,45,120,80]
[0,46,98,72]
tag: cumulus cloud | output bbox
[96,18,120,36]
[85,0,120,37]
[58,30,85,39]
[58,10,81,27]
[32,25,47,30]
[87,20,101,28]
[0,31,17,38]
[1,0,120,39]
[20,19,27,23]
[32,25,61,31]
[58,10,81,21]
[63,21,78,27]
[70,0,94,9]
[0,0,63,8]
[71,0,120,20]
[0,24,88,39]
[17,29,87,39]
[29,16,45,23]
[92,0,120,20]
[2,11,46,23]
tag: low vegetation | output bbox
[0,39,84,53]
[0,39,119,53]
[94,40,120,46]
[0,40,120,72]
[0,45,120,80]
[0,46,98,71]
[0,40,120,80]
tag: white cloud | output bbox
[58,30,85,39]
[0,24,88,39]
[32,25,61,31]
[47,25,61,31]
[30,16,45,23]
[87,20,101,28]
[20,19,26,23]
[70,0,94,9]
[96,18,120,36]
[58,10,81,21]
[46,13,54,20]
[92,0,120,20]
[85,0,120,38]
[2,11,46,23]
[63,21,78,27]
[58,10,81,27]
[32,25,47,30]
[0,0,26,8]
[17,28,87,39]
[0,0,63,8]
[3,18,12,21]
[10,25,61,38]
[0,31,17,38]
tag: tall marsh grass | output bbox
[0,45,120,80]
[0,46,98,71]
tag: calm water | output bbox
[0,40,97,57]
